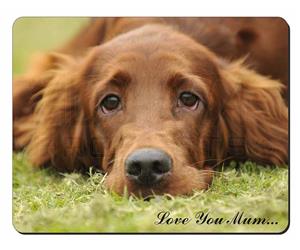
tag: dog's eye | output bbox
[178,92,200,110]
[100,94,122,113]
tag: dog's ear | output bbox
[214,60,288,166]
[13,53,71,150]
[24,53,99,172]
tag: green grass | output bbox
[12,18,289,233]
[13,153,288,233]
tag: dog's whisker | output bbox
[210,156,234,169]
[106,156,124,166]
[188,156,233,167]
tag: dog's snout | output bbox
[125,148,172,186]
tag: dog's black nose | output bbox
[125,148,172,186]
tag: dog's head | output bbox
[26,25,288,196]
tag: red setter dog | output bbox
[13,18,288,196]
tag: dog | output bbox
[13,18,288,196]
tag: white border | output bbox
[1,0,299,249]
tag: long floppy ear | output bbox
[215,60,288,166]
[13,53,68,150]
[25,53,98,172]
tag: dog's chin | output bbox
[103,167,214,197]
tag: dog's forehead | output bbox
[96,24,208,62]
[104,24,188,50]
[98,51,190,78]
[94,44,197,81]
[84,25,221,91]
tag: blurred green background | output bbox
[13,17,88,75]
